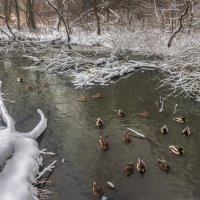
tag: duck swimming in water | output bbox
[169,145,184,155]
[96,117,103,127]
[158,157,170,172]
[17,77,23,82]
[140,111,150,118]
[182,127,191,137]
[122,132,131,144]
[173,116,186,123]
[93,181,104,197]
[118,109,125,117]
[136,158,146,174]
[161,125,168,134]
[124,161,134,176]
[77,95,88,102]
[99,136,109,151]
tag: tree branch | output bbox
[168,1,191,48]
[46,0,71,42]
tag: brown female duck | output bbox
[122,132,131,144]
[182,127,191,137]
[140,111,150,118]
[118,109,125,117]
[124,161,134,176]
[161,125,168,134]
[96,117,103,127]
[93,181,104,197]
[158,157,170,172]
[99,136,109,151]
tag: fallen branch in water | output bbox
[127,127,145,138]
[40,149,56,156]
[174,104,178,114]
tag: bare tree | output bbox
[14,0,21,29]
[93,0,101,35]
[3,0,12,22]
[26,0,37,29]
[46,0,71,42]
[168,1,191,47]
[56,0,64,30]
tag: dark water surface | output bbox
[0,56,200,200]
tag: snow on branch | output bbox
[0,81,53,200]
[23,109,47,139]
[160,45,200,102]
[0,81,15,131]
[41,50,158,88]
[40,149,56,156]
[37,160,57,179]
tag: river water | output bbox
[0,56,200,200]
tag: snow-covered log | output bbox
[0,80,53,200]
[40,50,158,88]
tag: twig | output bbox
[37,160,57,179]
[174,104,178,114]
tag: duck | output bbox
[26,85,33,91]
[99,136,109,151]
[41,83,48,88]
[17,77,23,82]
[118,109,125,117]
[136,158,146,173]
[169,145,184,155]
[93,181,104,197]
[182,127,191,137]
[140,111,150,118]
[122,132,131,144]
[124,161,134,176]
[161,124,168,134]
[92,93,103,98]
[77,95,88,102]
[158,157,170,172]
[173,116,186,123]
[96,117,103,127]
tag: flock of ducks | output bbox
[88,95,192,198]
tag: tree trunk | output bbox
[26,0,37,29]
[56,0,62,30]
[188,2,193,35]
[3,0,11,22]
[127,0,131,26]
[14,0,21,29]
[93,0,101,35]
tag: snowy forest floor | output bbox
[1,25,200,101]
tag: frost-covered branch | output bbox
[0,81,15,131]
[160,45,200,102]
[23,109,47,139]
[41,49,158,88]
[37,160,57,179]
[40,149,55,156]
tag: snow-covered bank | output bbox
[0,81,55,200]
[1,26,200,100]
[1,26,200,56]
